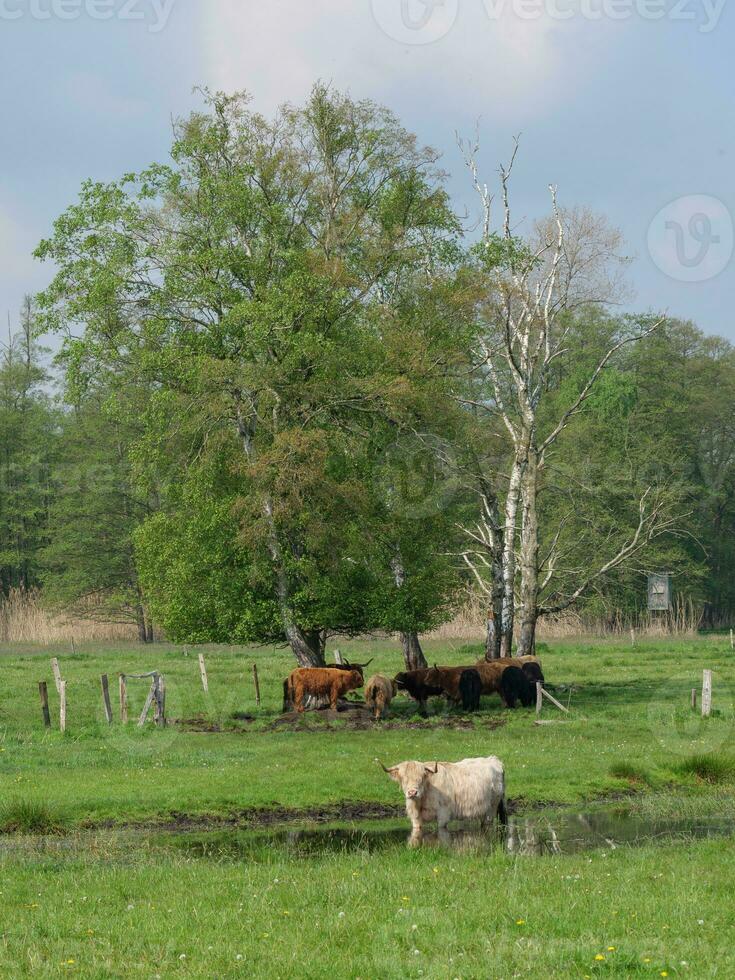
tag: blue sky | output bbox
[1,0,733,340]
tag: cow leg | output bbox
[436,808,451,832]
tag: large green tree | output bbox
[36,86,463,665]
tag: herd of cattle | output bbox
[279,657,542,843]
[282,655,545,718]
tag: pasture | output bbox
[1,635,735,977]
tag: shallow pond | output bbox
[164,805,735,858]
[2,804,734,859]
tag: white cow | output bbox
[379,756,507,845]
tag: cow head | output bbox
[394,672,408,691]
[377,760,439,800]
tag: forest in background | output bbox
[1,87,734,663]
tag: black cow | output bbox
[522,661,545,687]
[459,669,482,712]
[501,665,535,709]
[394,669,444,716]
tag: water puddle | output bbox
[3,804,734,858]
[164,806,735,858]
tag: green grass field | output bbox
[1,635,734,977]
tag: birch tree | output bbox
[460,138,671,656]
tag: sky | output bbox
[0,0,733,342]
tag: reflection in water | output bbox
[3,806,734,860]
[169,807,735,859]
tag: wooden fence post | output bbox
[153,674,166,728]
[536,681,543,718]
[59,680,67,733]
[38,681,51,729]
[541,688,570,714]
[691,688,697,711]
[334,650,344,666]
[198,653,209,693]
[730,629,734,651]
[51,658,62,694]
[138,678,156,727]
[100,675,113,725]
[702,669,713,718]
[119,675,128,724]
[630,628,636,647]
[253,664,261,706]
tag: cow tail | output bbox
[498,795,508,827]
[282,678,292,713]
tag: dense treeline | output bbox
[1,87,733,660]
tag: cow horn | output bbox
[375,758,391,773]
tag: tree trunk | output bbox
[391,555,427,670]
[500,456,525,657]
[286,625,326,667]
[235,408,325,668]
[401,631,428,671]
[516,446,540,658]
[485,609,500,661]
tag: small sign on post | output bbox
[198,653,209,694]
[39,681,51,729]
[647,573,672,612]
[702,669,713,718]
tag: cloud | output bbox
[199,0,589,125]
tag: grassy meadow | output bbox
[1,634,735,977]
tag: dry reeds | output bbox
[429,591,704,642]
[0,589,137,645]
